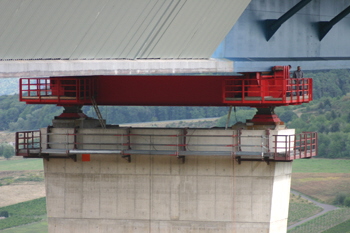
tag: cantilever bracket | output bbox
[265,0,312,41]
[177,155,185,164]
[42,154,77,162]
[319,5,350,40]
[122,154,131,163]
[236,156,242,165]
[264,157,270,165]
[235,156,272,165]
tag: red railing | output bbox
[223,66,313,107]
[15,130,41,157]
[223,76,313,107]
[19,77,97,105]
[273,132,318,161]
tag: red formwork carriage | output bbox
[17,66,317,161]
[19,66,312,107]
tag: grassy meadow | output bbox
[291,159,350,204]
[292,159,350,173]
[0,158,43,171]
[288,158,350,232]
[0,198,46,232]
[288,192,323,226]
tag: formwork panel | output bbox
[186,129,238,152]
[78,128,129,150]
[49,128,75,150]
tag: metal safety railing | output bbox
[223,77,313,106]
[15,130,41,156]
[15,129,317,161]
[273,132,318,160]
[19,77,97,105]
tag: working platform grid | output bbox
[16,127,317,162]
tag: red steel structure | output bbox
[19,66,312,108]
[17,66,317,161]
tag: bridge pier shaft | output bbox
[44,153,292,232]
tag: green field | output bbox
[288,158,350,232]
[0,221,47,233]
[0,159,43,171]
[288,208,350,233]
[0,198,46,231]
[288,200,322,226]
[292,158,350,173]
[322,219,350,233]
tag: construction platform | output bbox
[15,121,316,233]
[16,125,317,163]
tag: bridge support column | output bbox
[44,153,292,233]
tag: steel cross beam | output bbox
[265,0,313,41]
[19,66,313,108]
[319,5,350,40]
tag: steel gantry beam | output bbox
[265,0,313,41]
[319,5,350,40]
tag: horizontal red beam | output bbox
[19,66,313,107]
[96,75,227,106]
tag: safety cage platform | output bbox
[16,127,317,163]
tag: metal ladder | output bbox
[91,96,106,129]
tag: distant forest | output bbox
[1,69,350,158]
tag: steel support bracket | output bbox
[177,155,185,164]
[265,0,312,41]
[264,157,270,165]
[319,5,350,40]
[43,154,77,162]
[122,154,131,163]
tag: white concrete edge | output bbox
[0,59,234,78]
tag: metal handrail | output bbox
[16,129,317,161]
[224,77,312,105]
[19,77,97,105]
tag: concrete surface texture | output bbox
[0,59,234,78]
[43,135,292,232]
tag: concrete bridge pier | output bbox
[44,149,292,232]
